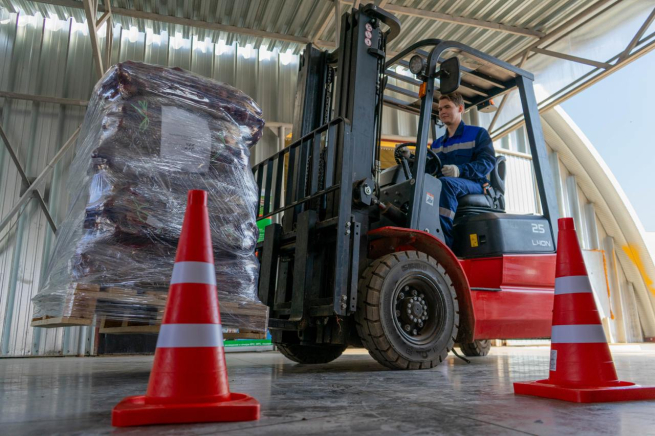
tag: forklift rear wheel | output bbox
[355,251,459,370]
[276,343,348,364]
[459,340,491,357]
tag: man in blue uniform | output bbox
[431,92,496,248]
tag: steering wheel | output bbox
[394,142,442,177]
[425,147,442,176]
[394,142,414,165]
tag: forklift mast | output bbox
[290,3,400,221]
[252,5,401,338]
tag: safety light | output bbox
[408,54,425,75]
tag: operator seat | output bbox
[455,155,506,218]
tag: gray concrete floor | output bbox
[1,345,655,435]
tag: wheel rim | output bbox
[391,273,447,346]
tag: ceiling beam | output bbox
[506,0,617,64]
[492,35,655,140]
[105,5,313,46]
[338,1,544,38]
[312,1,336,45]
[103,0,113,69]
[618,6,655,62]
[82,0,105,78]
[531,47,612,70]
[95,10,110,29]
[31,0,313,46]
[0,91,88,106]
[0,123,81,234]
[541,37,655,114]
[488,51,529,133]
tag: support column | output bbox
[82,0,113,79]
[0,123,57,233]
[584,203,600,250]
[603,236,627,343]
[548,151,568,217]
[622,282,644,342]
[565,175,583,247]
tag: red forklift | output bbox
[252,3,559,369]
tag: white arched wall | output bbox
[542,107,655,341]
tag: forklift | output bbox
[252,3,560,369]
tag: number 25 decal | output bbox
[531,223,545,233]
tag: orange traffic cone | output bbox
[112,190,260,426]
[514,217,655,403]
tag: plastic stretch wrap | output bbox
[32,62,268,332]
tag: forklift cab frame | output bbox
[382,39,559,244]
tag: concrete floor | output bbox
[1,345,655,435]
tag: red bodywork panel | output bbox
[460,255,555,340]
[368,227,555,342]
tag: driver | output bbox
[431,92,495,248]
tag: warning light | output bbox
[478,98,498,113]
[419,82,427,98]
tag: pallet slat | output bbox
[31,316,94,328]
[31,283,269,335]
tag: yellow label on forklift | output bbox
[470,234,479,247]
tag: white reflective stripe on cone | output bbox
[156,324,224,348]
[554,275,593,295]
[551,324,607,344]
[171,261,216,285]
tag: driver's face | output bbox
[438,99,463,126]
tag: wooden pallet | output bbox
[97,316,266,339]
[31,284,100,326]
[31,316,95,328]
[223,329,267,340]
[32,283,268,335]
[98,316,161,334]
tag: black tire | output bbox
[355,251,459,370]
[459,340,491,357]
[276,343,348,364]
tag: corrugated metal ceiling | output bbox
[381,0,597,60]
[3,0,611,57]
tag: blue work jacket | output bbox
[430,121,496,186]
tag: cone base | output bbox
[112,392,260,427]
[514,379,655,403]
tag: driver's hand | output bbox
[442,165,460,178]
[401,148,411,159]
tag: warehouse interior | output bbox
[1,0,655,434]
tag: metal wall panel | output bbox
[498,151,538,215]
[1,13,92,356]
[0,12,301,356]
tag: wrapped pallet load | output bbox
[32,61,268,334]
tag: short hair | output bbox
[439,92,464,108]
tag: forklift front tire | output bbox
[355,251,459,370]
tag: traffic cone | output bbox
[513,217,655,403]
[112,190,260,426]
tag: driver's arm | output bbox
[456,129,495,180]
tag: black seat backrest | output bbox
[454,155,508,220]
[490,155,506,195]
